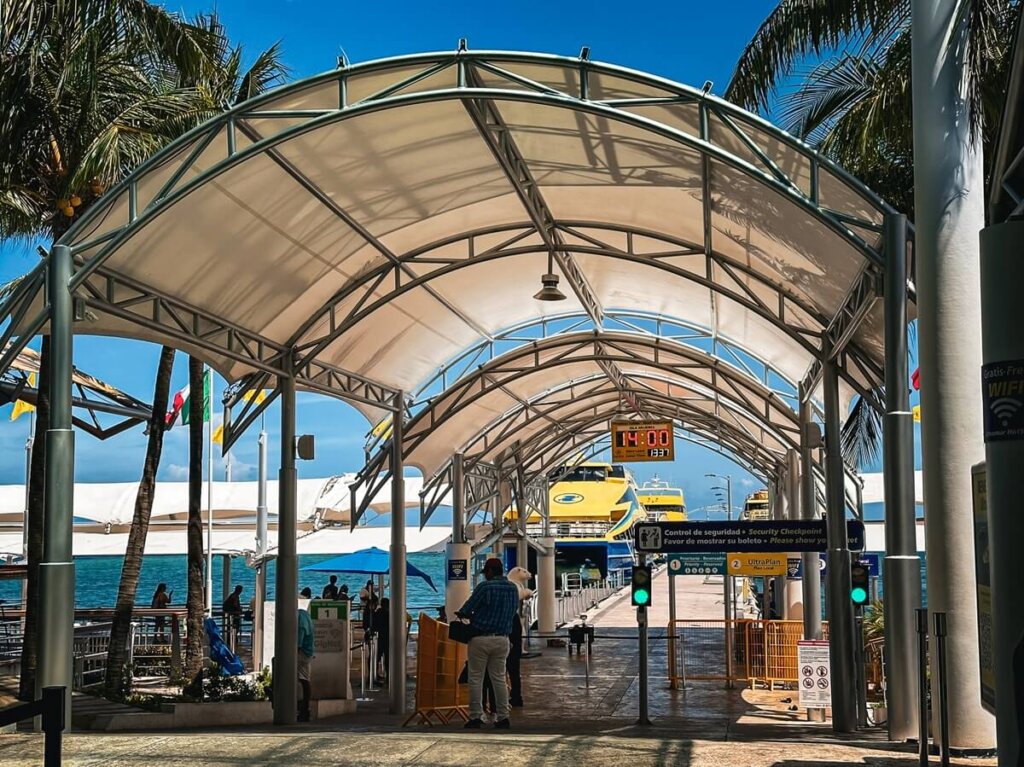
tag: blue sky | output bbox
[0,0,920,518]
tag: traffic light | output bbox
[850,561,870,607]
[631,564,652,607]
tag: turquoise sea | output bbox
[0,552,447,611]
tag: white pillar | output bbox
[911,0,995,749]
[446,542,472,618]
[784,450,803,622]
[537,536,556,635]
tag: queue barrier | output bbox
[403,613,469,726]
[668,619,841,689]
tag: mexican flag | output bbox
[165,370,211,427]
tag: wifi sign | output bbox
[982,359,1024,443]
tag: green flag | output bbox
[182,369,211,424]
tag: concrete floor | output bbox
[0,574,994,766]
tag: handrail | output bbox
[0,686,65,766]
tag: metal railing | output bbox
[0,686,64,766]
[555,575,623,625]
[668,619,850,689]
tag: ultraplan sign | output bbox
[634,520,865,554]
[797,640,831,709]
[727,553,788,577]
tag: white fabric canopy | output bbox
[859,471,925,506]
[51,50,895,435]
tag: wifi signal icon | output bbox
[991,397,1021,427]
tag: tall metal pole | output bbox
[39,244,75,724]
[446,453,471,618]
[637,554,651,725]
[980,218,1024,765]
[252,427,268,670]
[822,347,857,732]
[723,475,734,687]
[21,410,33,608]
[205,368,214,614]
[882,211,923,742]
[389,399,407,715]
[272,371,297,725]
[785,449,803,622]
[911,0,994,750]
[799,389,822,640]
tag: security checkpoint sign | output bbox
[635,520,865,554]
[668,553,726,576]
[727,553,788,577]
[797,640,831,708]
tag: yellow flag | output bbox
[371,415,393,440]
[912,405,921,423]
[212,423,224,445]
[242,389,267,405]
[10,373,36,421]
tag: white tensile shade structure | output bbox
[0,50,922,730]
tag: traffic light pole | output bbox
[635,554,652,726]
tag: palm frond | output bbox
[726,0,906,112]
[841,393,884,469]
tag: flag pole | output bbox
[206,367,214,614]
[22,407,33,608]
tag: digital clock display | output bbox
[610,421,675,463]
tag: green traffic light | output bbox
[850,586,868,605]
[634,588,650,605]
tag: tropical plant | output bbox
[184,356,205,693]
[2,0,222,701]
[103,346,175,697]
[726,0,1020,467]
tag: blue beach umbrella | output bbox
[300,546,436,591]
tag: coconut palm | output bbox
[726,0,1019,466]
[184,356,206,692]
[100,19,285,698]
[1,0,284,699]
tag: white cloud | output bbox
[165,464,189,480]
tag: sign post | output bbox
[797,640,832,710]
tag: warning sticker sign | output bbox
[797,640,831,709]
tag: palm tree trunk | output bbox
[103,346,176,698]
[18,336,49,701]
[184,356,205,693]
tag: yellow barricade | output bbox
[403,614,469,726]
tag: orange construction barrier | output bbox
[403,613,469,726]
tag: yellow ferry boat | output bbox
[506,461,643,579]
[742,489,770,520]
[636,476,687,522]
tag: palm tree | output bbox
[100,20,285,699]
[184,356,206,693]
[102,347,174,697]
[726,0,1019,465]
[1,1,285,699]
[2,0,221,701]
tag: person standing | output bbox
[456,557,519,729]
[297,587,314,721]
[151,583,171,640]
[321,575,340,600]
[222,584,244,651]
[373,597,390,684]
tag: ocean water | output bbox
[0,552,446,611]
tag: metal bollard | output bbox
[41,686,64,767]
[934,612,949,767]
[581,615,590,690]
[916,608,929,767]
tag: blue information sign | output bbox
[786,552,880,579]
[635,520,865,554]
[447,558,468,581]
[668,553,726,576]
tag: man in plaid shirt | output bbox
[456,557,520,729]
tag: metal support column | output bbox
[446,453,471,618]
[389,402,407,715]
[911,0,994,749]
[252,429,268,669]
[785,449,803,622]
[980,219,1024,765]
[823,349,857,732]
[272,372,297,725]
[799,390,822,641]
[38,244,75,725]
[723,476,734,686]
[882,211,923,742]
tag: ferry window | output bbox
[607,466,625,478]
[555,466,607,482]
